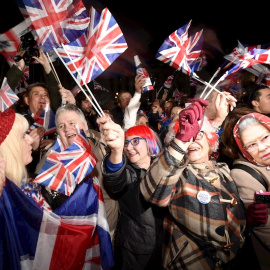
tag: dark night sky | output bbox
[0,0,269,84]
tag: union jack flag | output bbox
[19,0,90,52]
[156,20,203,74]
[0,20,30,66]
[0,21,30,90]
[163,72,175,89]
[217,72,243,100]
[57,7,128,85]
[225,47,270,77]
[34,130,97,196]
[28,107,57,136]
[0,78,19,112]
[134,55,153,92]
[94,80,109,91]
[172,88,187,102]
[223,41,270,71]
[246,64,270,86]
[1,177,114,270]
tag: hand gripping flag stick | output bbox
[53,47,104,117]
[61,43,105,117]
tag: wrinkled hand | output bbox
[247,202,268,227]
[59,86,76,104]
[175,98,208,142]
[0,158,6,196]
[29,127,45,150]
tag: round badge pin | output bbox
[197,190,211,204]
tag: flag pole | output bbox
[199,67,221,98]
[46,52,66,105]
[53,48,104,117]
[203,72,228,100]
[60,43,105,117]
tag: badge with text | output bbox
[197,190,211,204]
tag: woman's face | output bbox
[21,131,34,165]
[241,124,270,165]
[187,131,210,164]
[124,135,150,169]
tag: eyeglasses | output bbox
[124,137,146,148]
[195,131,204,141]
[243,133,270,152]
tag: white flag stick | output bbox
[199,67,221,98]
[46,52,66,105]
[43,103,49,130]
[53,48,104,117]
[191,73,223,95]
[203,72,228,100]
[61,43,105,117]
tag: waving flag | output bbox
[34,130,97,196]
[28,107,56,136]
[134,55,153,92]
[0,20,30,66]
[1,177,114,269]
[94,80,109,91]
[0,78,19,112]
[18,0,90,52]
[217,72,243,100]
[173,88,187,102]
[57,6,128,84]
[225,48,270,77]
[163,72,175,89]
[156,20,203,74]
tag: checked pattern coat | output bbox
[140,148,246,269]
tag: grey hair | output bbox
[238,117,262,138]
[55,104,86,126]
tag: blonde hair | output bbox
[0,113,29,186]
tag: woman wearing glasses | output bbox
[140,99,248,269]
[222,110,270,269]
[97,116,163,270]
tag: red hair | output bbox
[125,125,161,156]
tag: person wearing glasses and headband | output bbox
[140,99,248,269]
[222,110,270,269]
[97,116,164,270]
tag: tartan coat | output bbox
[140,148,246,269]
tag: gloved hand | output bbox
[247,203,268,227]
[175,98,208,142]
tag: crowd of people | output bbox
[0,49,270,270]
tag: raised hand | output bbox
[175,98,208,142]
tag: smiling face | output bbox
[24,86,50,116]
[124,135,151,169]
[187,131,210,164]
[240,124,270,166]
[56,111,88,147]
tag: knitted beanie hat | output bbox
[0,108,15,146]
